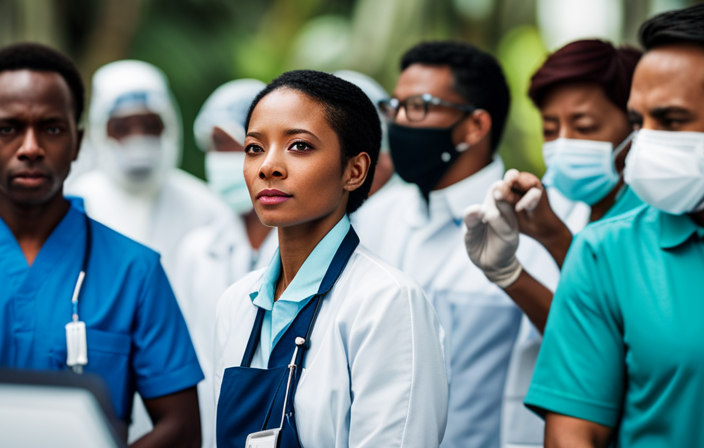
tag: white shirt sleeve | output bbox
[345,280,449,448]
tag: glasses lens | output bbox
[405,96,427,122]
[378,99,398,120]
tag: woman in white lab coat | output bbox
[213,70,448,448]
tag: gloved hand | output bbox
[463,180,523,289]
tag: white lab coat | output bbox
[214,245,449,447]
[172,213,277,448]
[500,187,589,448]
[353,157,560,448]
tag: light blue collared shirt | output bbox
[250,215,351,366]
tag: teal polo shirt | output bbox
[525,205,704,447]
[603,185,642,221]
[249,215,350,366]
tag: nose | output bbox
[17,128,45,162]
[258,147,287,180]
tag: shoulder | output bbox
[88,217,162,273]
[217,268,266,315]
[576,204,654,252]
[177,222,219,258]
[342,245,427,301]
[165,170,231,213]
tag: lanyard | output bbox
[66,214,93,374]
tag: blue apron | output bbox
[216,227,359,448]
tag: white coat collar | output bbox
[405,156,505,228]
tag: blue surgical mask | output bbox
[542,133,634,205]
[205,151,252,214]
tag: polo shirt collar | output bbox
[249,215,351,309]
[658,210,704,249]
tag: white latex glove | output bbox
[463,180,523,289]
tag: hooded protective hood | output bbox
[193,78,266,151]
[194,79,266,214]
[334,70,390,154]
[89,60,182,194]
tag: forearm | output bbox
[535,224,573,269]
[503,270,553,333]
[130,419,201,448]
[131,387,201,448]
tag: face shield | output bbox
[193,79,266,214]
[89,60,182,194]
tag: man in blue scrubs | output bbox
[0,43,203,447]
[525,4,704,447]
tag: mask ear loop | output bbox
[612,130,638,165]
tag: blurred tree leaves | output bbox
[8,0,697,179]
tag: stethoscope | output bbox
[65,215,93,374]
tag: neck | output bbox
[274,209,346,300]
[0,191,70,265]
[589,180,623,223]
[433,144,492,191]
[243,209,272,250]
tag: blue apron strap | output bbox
[241,307,266,368]
[316,227,360,296]
[282,227,360,414]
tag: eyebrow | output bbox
[247,128,322,143]
[649,106,694,119]
[283,128,321,142]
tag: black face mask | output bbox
[388,119,469,200]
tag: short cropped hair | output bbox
[639,3,704,50]
[0,42,85,122]
[400,41,510,151]
[246,70,381,214]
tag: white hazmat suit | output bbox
[66,60,231,444]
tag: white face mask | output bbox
[624,129,704,215]
[205,151,252,214]
[107,135,162,182]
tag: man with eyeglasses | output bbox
[354,41,560,448]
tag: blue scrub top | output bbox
[0,200,203,419]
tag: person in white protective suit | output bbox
[66,60,231,443]
[462,40,642,448]
[67,60,231,276]
[173,78,278,448]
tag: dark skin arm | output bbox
[544,412,613,448]
[503,270,553,333]
[130,387,201,448]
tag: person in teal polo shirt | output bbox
[524,4,704,446]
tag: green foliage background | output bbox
[1,0,701,180]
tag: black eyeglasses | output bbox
[378,94,477,122]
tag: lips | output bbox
[12,171,48,188]
[256,188,292,205]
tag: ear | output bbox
[74,129,84,162]
[461,109,493,147]
[343,152,371,192]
